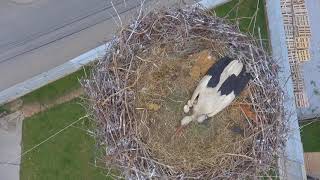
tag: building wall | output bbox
[298,0,320,120]
[265,0,306,179]
[280,0,311,108]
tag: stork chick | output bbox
[177,57,251,133]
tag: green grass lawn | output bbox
[300,121,320,152]
[22,67,89,105]
[214,0,268,40]
[0,104,11,115]
[20,99,110,180]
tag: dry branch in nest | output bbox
[82,6,287,179]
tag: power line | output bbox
[5,115,89,165]
[0,0,124,51]
[0,162,19,166]
[0,0,149,63]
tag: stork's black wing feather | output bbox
[218,68,251,96]
[206,56,233,88]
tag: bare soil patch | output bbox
[17,88,83,118]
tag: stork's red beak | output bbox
[174,125,185,137]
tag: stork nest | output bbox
[82,7,286,179]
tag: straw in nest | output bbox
[82,6,286,179]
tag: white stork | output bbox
[176,57,251,133]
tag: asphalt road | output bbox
[0,0,196,91]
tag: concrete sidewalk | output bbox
[0,112,23,180]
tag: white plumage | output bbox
[178,57,250,129]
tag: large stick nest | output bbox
[82,7,286,179]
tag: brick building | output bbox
[280,0,311,108]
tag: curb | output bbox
[0,0,230,105]
[0,44,108,105]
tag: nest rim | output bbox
[82,6,286,179]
